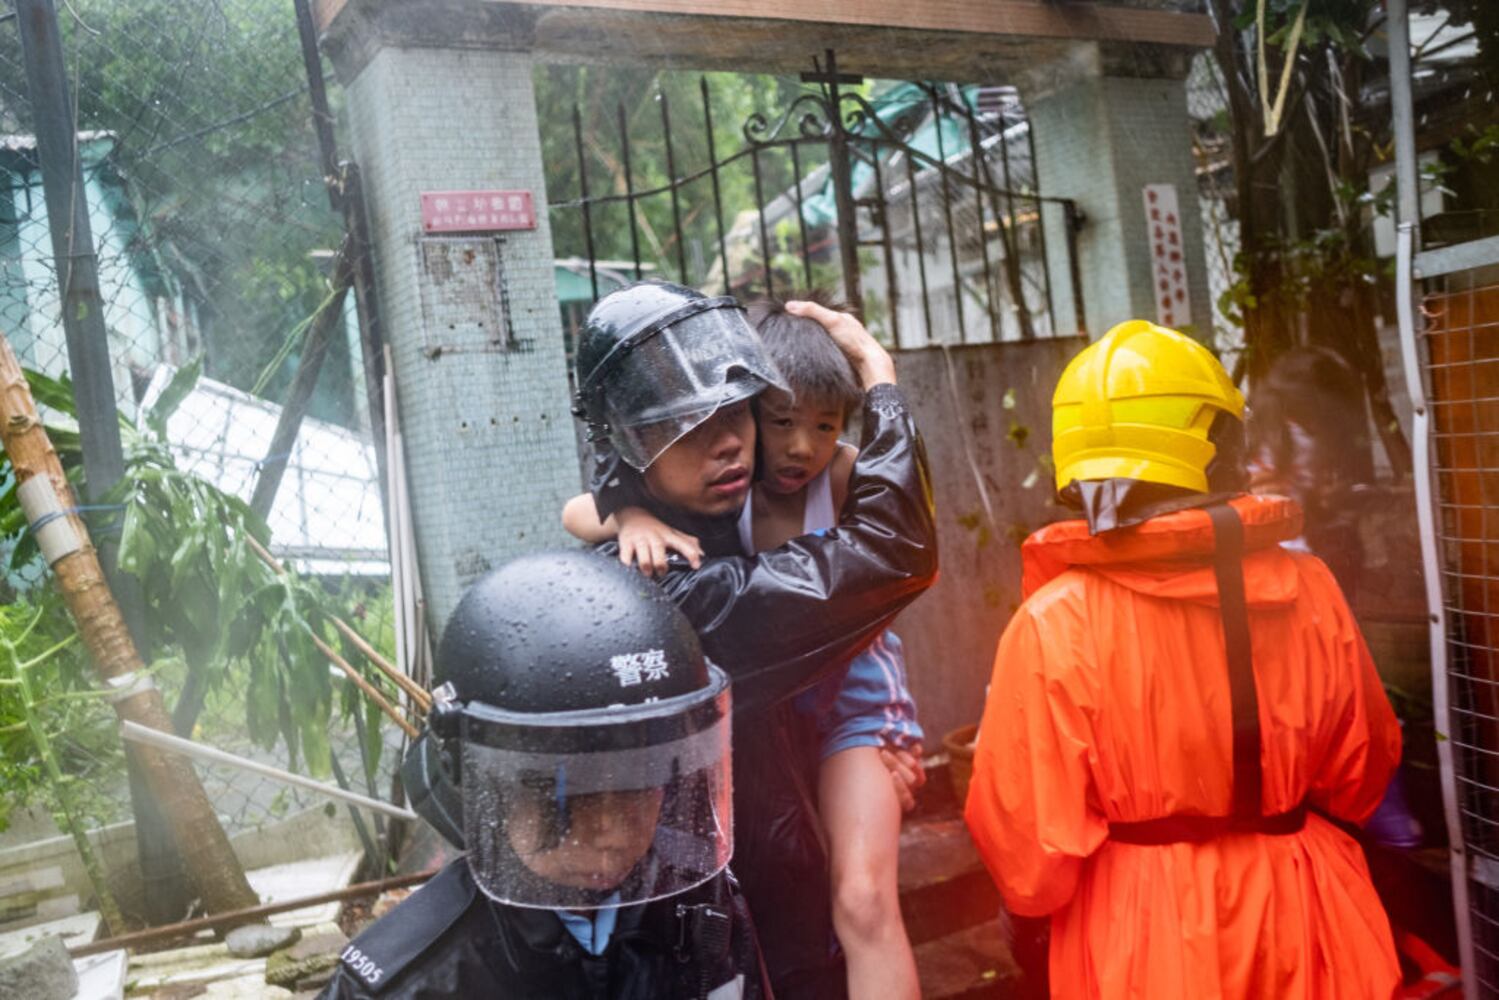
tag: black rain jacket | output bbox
[589,383,939,999]
[318,860,767,1000]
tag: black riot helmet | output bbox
[573,280,788,471]
[416,549,733,910]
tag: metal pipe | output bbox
[903,150,933,340]
[250,255,353,521]
[572,105,599,301]
[15,0,182,921]
[1024,118,1057,337]
[292,0,340,206]
[1387,2,1475,993]
[700,78,730,296]
[618,101,644,282]
[69,867,440,958]
[1389,0,1420,247]
[119,721,418,823]
[659,90,688,285]
[751,147,774,299]
[1065,201,1088,335]
[1396,216,1475,1000]
[994,114,1036,340]
[961,100,999,342]
[929,87,965,342]
[14,0,125,505]
[870,148,901,348]
[789,142,814,289]
[824,51,864,311]
[293,0,387,495]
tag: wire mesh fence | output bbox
[1425,270,1499,993]
[1186,51,1246,371]
[0,0,402,889]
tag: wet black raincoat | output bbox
[590,383,940,999]
[318,860,766,1000]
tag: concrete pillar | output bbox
[1027,47,1213,340]
[331,20,576,630]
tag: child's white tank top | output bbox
[736,463,837,555]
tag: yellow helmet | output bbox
[1052,320,1245,494]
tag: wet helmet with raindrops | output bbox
[404,549,733,909]
[572,280,787,471]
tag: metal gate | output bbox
[1391,1,1499,995]
[551,51,1085,349]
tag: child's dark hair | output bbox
[744,291,863,423]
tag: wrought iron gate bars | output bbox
[551,55,1083,347]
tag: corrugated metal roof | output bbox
[138,367,388,576]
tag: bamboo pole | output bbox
[0,334,260,914]
[241,533,431,714]
[311,630,419,740]
[333,615,431,713]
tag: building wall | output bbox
[1029,73,1213,339]
[0,145,164,415]
[888,336,1079,745]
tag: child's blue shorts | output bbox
[794,630,924,760]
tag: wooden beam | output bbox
[519,0,1216,48]
[317,0,1213,52]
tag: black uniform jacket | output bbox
[319,860,767,1000]
[592,383,940,999]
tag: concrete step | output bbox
[900,765,1034,998]
[898,814,1001,947]
[913,919,1019,1000]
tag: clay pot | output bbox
[944,723,979,807]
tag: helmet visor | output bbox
[459,668,732,909]
[602,306,787,470]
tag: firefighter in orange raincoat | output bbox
[965,320,1401,999]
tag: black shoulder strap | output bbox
[336,860,477,993]
[1207,502,1262,820]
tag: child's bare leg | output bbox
[820,745,920,1000]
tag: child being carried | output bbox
[563,293,925,1000]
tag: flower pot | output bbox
[944,723,979,807]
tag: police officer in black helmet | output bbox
[320,550,767,999]
[571,281,939,998]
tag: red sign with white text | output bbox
[421,190,536,233]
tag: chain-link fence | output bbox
[0,0,402,907]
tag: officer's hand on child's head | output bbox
[784,300,896,390]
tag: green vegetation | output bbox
[1206,0,1497,477]
[0,363,398,835]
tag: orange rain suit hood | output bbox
[965,494,1400,999]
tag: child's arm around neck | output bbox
[830,442,858,514]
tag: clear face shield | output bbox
[600,301,788,470]
[458,665,732,909]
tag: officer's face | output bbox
[507,788,664,891]
[642,401,755,517]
